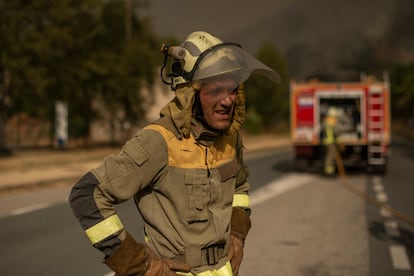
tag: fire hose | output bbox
[334,147,414,226]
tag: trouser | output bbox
[324,143,336,175]
[176,261,233,276]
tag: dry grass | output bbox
[0,147,119,173]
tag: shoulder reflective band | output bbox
[85,214,124,244]
[232,194,250,208]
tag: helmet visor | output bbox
[192,44,281,85]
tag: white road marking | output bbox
[390,245,412,270]
[375,191,388,203]
[372,178,391,218]
[372,176,382,186]
[373,182,384,193]
[384,219,400,237]
[0,186,71,218]
[9,202,54,216]
[370,176,412,272]
[250,173,314,206]
[379,206,392,218]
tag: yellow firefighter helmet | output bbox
[160,31,281,90]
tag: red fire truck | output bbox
[290,76,391,174]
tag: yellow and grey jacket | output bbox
[322,116,337,145]
[69,85,250,272]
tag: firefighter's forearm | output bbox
[69,172,124,256]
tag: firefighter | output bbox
[69,31,281,276]
[322,106,338,175]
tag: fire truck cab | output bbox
[290,76,391,174]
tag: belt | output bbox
[173,242,227,268]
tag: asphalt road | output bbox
[0,140,413,276]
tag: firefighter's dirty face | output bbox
[199,78,238,130]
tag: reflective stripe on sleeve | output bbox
[232,194,250,208]
[85,214,124,244]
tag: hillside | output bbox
[143,0,414,80]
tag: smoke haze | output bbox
[144,0,414,80]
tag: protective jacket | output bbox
[69,84,251,274]
[322,116,337,145]
[322,115,338,175]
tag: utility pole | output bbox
[55,101,68,149]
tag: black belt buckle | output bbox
[204,242,225,266]
[206,246,218,265]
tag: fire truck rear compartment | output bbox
[319,97,362,142]
[291,79,390,175]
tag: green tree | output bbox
[0,0,160,149]
[245,41,290,132]
[390,63,414,120]
[0,0,52,151]
[68,0,159,142]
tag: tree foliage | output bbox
[390,63,414,120]
[0,0,160,147]
[245,42,290,131]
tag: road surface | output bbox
[0,138,413,275]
